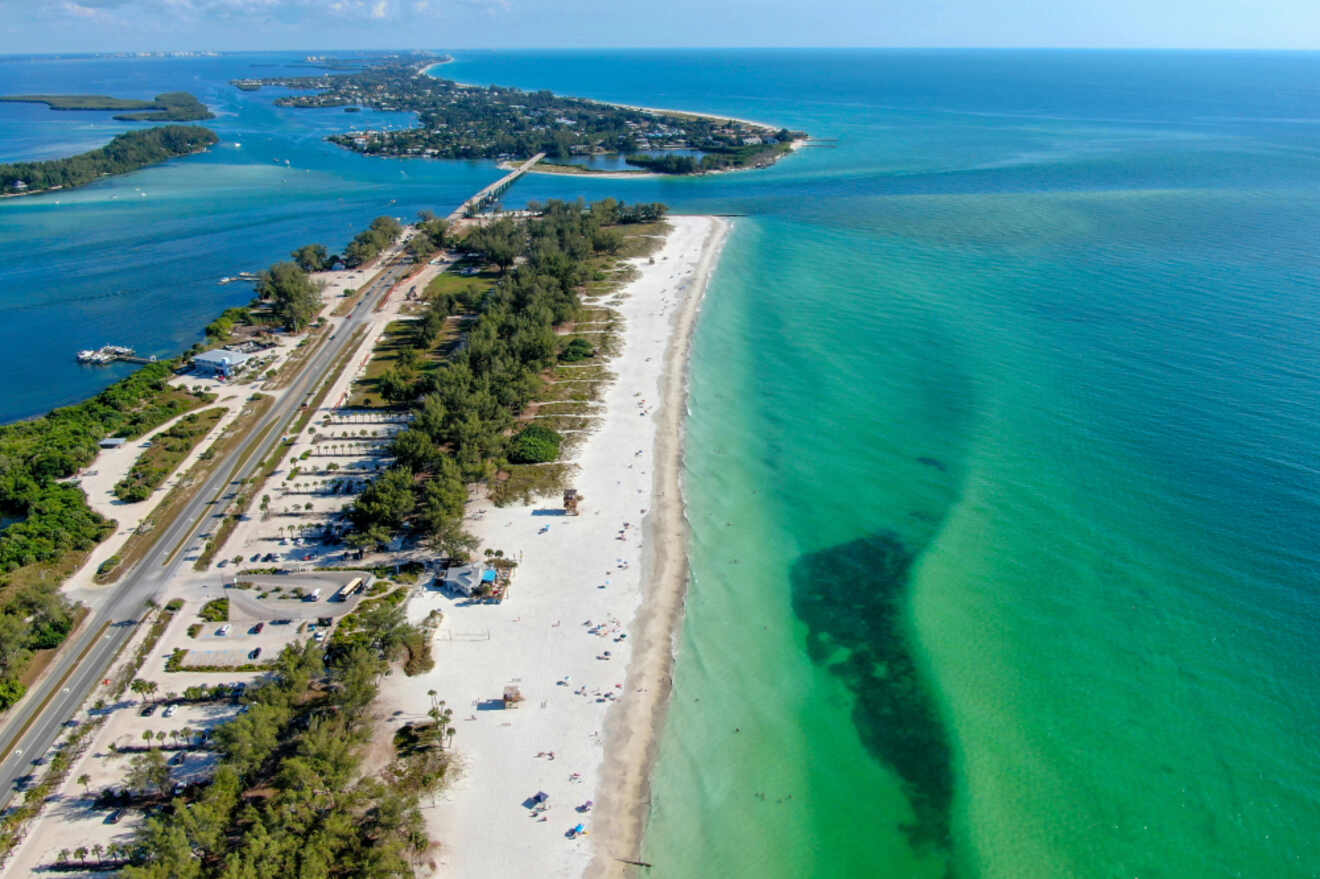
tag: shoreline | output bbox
[586,215,729,876]
[0,140,216,200]
[497,138,806,181]
[417,57,454,77]
[383,215,728,877]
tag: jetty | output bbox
[448,152,545,223]
[75,345,156,366]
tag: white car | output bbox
[163,705,176,718]
[217,624,231,637]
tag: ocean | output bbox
[4,48,1320,878]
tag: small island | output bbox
[233,55,805,176]
[0,125,220,197]
[0,91,213,122]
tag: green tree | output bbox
[349,467,416,531]
[258,262,323,332]
[126,748,171,795]
[290,243,330,273]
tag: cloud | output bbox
[16,0,480,24]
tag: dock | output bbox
[447,152,546,223]
[75,345,157,366]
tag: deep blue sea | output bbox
[4,49,1320,877]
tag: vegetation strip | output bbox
[0,91,213,121]
[0,362,213,705]
[114,407,226,502]
[0,126,219,197]
[120,625,447,876]
[342,199,663,556]
[0,619,109,764]
[101,395,272,581]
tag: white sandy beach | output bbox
[381,214,728,878]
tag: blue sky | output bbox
[3,0,1319,52]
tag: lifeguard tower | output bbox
[563,488,583,516]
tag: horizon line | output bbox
[4,46,1320,57]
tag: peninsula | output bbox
[233,55,805,175]
[0,195,724,879]
[0,91,213,122]
[0,125,219,197]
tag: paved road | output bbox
[0,257,412,806]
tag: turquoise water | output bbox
[5,49,1320,877]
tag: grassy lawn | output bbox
[423,262,499,301]
[113,407,226,503]
[488,462,577,506]
[615,220,671,259]
[347,315,463,409]
[347,320,420,409]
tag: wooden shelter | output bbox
[563,488,582,516]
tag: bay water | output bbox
[4,49,1320,878]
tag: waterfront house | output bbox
[192,348,253,379]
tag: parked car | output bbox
[105,809,124,824]
[139,704,156,717]
[312,630,325,641]
[163,705,176,718]
[217,624,231,637]
[251,553,261,562]
[168,751,187,766]
[249,622,264,634]
[248,647,262,660]
[217,559,227,568]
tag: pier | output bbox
[447,152,546,223]
[75,345,157,366]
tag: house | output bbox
[443,563,497,596]
[192,348,253,379]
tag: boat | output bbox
[75,344,141,365]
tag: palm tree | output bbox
[74,846,87,865]
[155,731,167,747]
[90,843,103,863]
[142,730,153,749]
[77,772,91,795]
[58,848,70,865]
